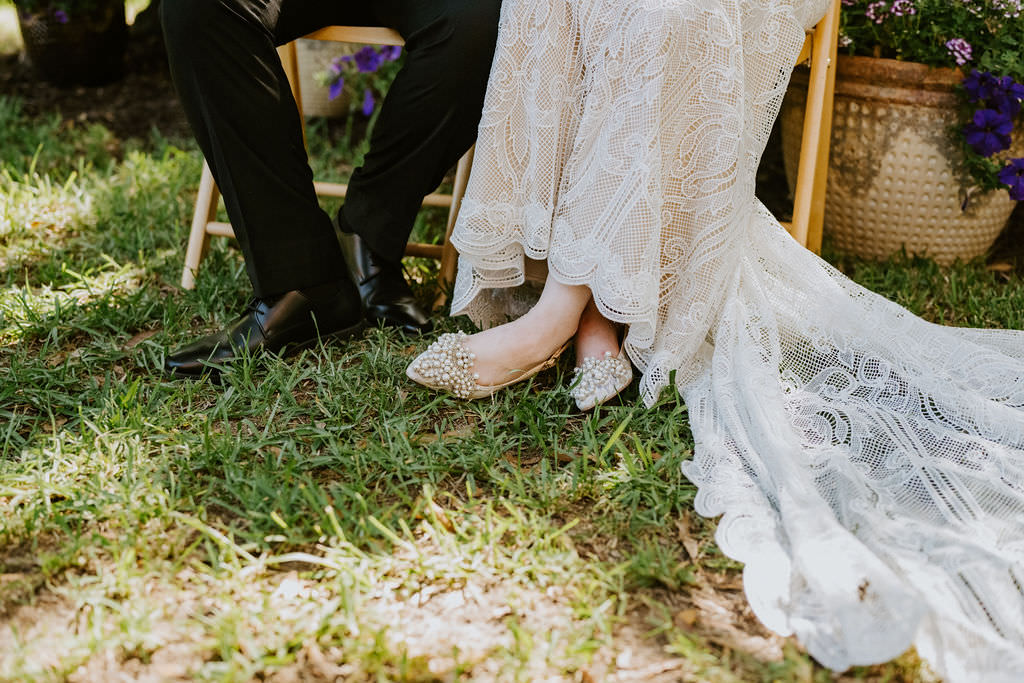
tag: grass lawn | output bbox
[2,93,1020,682]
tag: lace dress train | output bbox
[448,0,1024,679]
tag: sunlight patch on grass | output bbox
[0,168,95,276]
[0,258,146,344]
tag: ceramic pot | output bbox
[781,55,1019,264]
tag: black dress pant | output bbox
[161,0,501,298]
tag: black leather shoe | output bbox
[164,284,364,379]
[337,228,433,335]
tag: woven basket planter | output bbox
[781,55,1020,264]
[295,39,351,118]
[18,1,126,87]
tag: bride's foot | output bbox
[407,278,592,398]
[574,298,621,363]
[406,329,571,398]
[570,299,633,411]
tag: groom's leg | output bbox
[162,0,500,317]
[160,0,379,378]
[161,0,379,298]
[340,0,502,265]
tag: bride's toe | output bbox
[406,332,481,398]
[570,349,633,411]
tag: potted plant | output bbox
[312,43,401,146]
[781,0,1023,263]
[294,39,353,119]
[14,0,127,87]
[317,44,401,113]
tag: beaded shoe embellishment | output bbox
[570,350,633,411]
[407,332,571,400]
[406,332,480,399]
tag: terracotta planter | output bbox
[781,55,1020,264]
[18,1,126,87]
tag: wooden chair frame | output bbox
[180,26,469,304]
[181,4,838,295]
[782,0,840,252]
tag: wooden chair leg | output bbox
[436,145,475,308]
[790,0,840,253]
[181,162,220,289]
[805,0,839,253]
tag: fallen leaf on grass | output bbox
[124,328,160,349]
[675,515,701,560]
[504,451,542,467]
[414,425,476,445]
[674,608,698,628]
[427,499,455,532]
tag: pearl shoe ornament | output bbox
[570,349,633,411]
[406,332,569,399]
[406,332,480,398]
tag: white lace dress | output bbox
[448,0,1024,679]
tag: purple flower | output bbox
[998,158,1024,201]
[1006,80,1024,102]
[963,70,999,102]
[997,78,1024,116]
[965,73,1024,118]
[992,91,1022,118]
[890,0,916,16]
[361,88,376,116]
[53,8,68,23]
[378,45,402,62]
[353,46,384,73]
[964,109,1013,157]
[945,38,973,66]
[993,0,1022,19]
[865,1,888,23]
[328,77,345,101]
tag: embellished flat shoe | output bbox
[570,348,633,411]
[406,332,570,399]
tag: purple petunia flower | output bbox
[963,70,999,102]
[945,38,973,66]
[965,74,1024,118]
[998,158,1024,201]
[53,9,69,23]
[964,109,1013,157]
[353,46,384,73]
[992,91,1022,118]
[1005,79,1024,104]
[328,77,345,101]
[361,88,376,116]
[378,45,402,62]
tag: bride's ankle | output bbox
[515,310,579,349]
[574,303,621,364]
[459,321,569,385]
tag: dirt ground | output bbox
[0,25,190,141]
